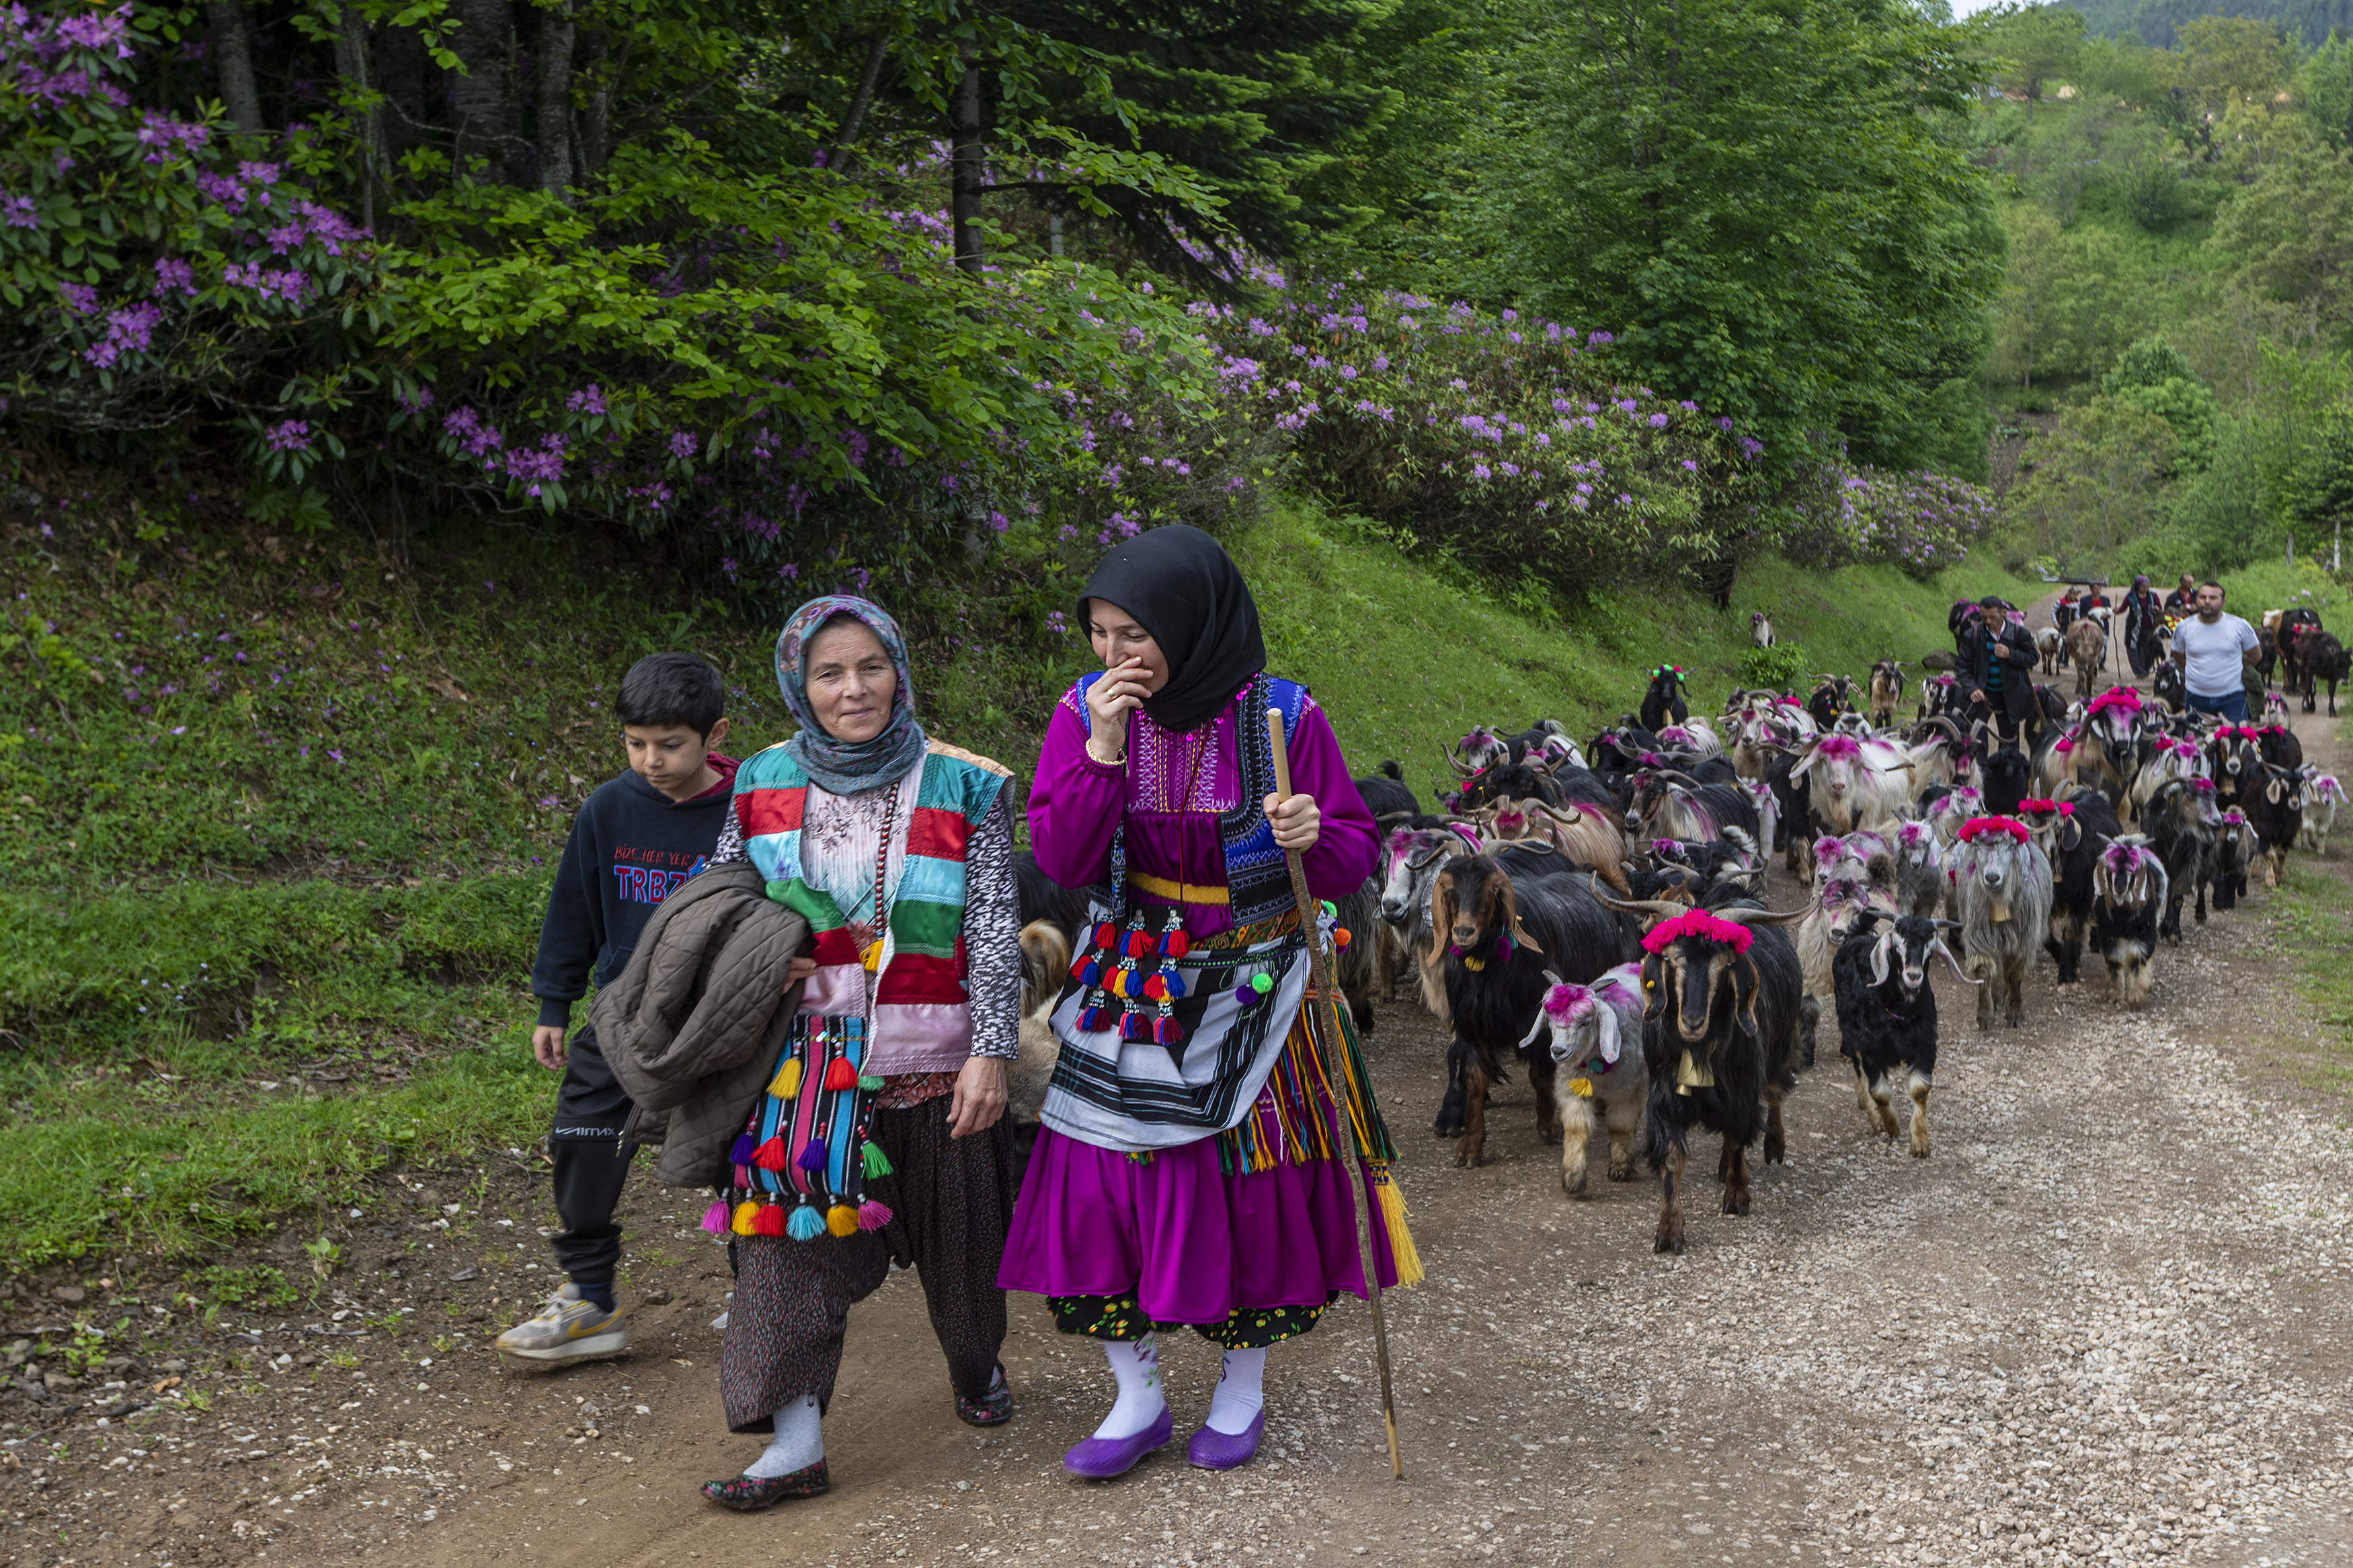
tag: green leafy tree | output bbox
[2176,14,2298,113]
[2299,32,2353,149]
[1444,0,2004,481]
[2103,338,2219,479]
[2005,397,2175,572]
[1990,3,2089,122]
[2208,147,2353,335]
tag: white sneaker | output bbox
[494,1282,629,1366]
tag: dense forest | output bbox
[3,0,2351,612]
[1981,3,2353,580]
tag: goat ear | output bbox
[1594,1002,1622,1065]
[1734,958,1761,1040]
[1638,956,1666,1020]
[1426,874,1453,968]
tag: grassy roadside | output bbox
[0,495,2038,1276]
[2266,704,2353,1103]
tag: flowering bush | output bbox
[1779,466,1995,581]
[1185,287,1745,582]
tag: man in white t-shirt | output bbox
[2169,580,2259,723]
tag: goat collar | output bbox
[1640,911,1755,956]
[1957,815,2029,844]
[1451,932,1515,971]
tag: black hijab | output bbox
[1078,525,1267,735]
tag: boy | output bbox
[496,653,739,1366]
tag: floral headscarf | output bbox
[774,595,927,796]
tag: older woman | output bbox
[698,595,1022,1510]
[998,525,1413,1478]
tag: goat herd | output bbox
[1007,606,2344,1259]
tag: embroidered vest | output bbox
[734,739,1008,1073]
[1070,671,1310,932]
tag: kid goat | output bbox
[1831,912,1973,1157]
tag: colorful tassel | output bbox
[785,1202,826,1241]
[857,1198,894,1231]
[730,1201,761,1237]
[858,1073,885,1092]
[768,1058,803,1100]
[1093,921,1115,948]
[752,1137,791,1172]
[1120,1012,1150,1040]
[1233,983,1261,1007]
[1142,974,1168,1001]
[750,1202,787,1237]
[1369,1162,1426,1289]
[824,1056,859,1091]
[728,1132,756,1165]
[796,1137,829,1173]
[700,1199,730,1235]
[825,1203,861,1238]
[1163,972,1187,1000]
[1161,930,1191,960]
[863,1141,894,1178]
[1152,1016,1185,1044]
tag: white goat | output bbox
[1519,964,1648,1196]
[2300,774,2344,856]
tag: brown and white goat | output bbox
[1867,659,1906,726]
[1378,825,1477,1016]
[2065,619,2106,698]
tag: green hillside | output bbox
[0,501,2033,1271]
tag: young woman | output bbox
[698,595,1022,1510]
[998,524,1412,1477]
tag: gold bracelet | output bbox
[1086,739,1126,767]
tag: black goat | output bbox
[2245,764,2305,890]
[2020,791,2121,985]
[1595,891,1808,1254]
[2090,836,2167,1007]
[1628,772,1762,847]
[1971,722,2035,819]
[1639,667,1690,733]
[2145,779,2219,942]
[1833,913,1972,1158]
[1806,675,1859,733]
[1430,850,1640,1167]
[2210,808,2251,911]
[2151,660,2187,713]
[1014,850,1101,944]
[1765,749,1812,872]
[2295,630,2348,716]
[1356,761,1423,829]
[2256,725,2304,773]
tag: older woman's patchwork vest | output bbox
[733,738,1008,1071]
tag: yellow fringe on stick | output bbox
[1365,1159,1425,1288]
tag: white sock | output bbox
[1205,1346,1267,1435]
[1089,1333,1166,1440]
[744,1395,822,1478]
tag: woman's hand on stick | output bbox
[1265,790,1321,852]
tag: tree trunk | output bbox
[535,3,576,194]
[450,0,518,183]
[830,36,889,170]
[329,3,381,228]
[206,1,265,138]
[949,52,983,277]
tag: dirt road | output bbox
[9,664,2352,1568]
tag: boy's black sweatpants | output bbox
[549,1022,637,1289]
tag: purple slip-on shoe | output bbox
[1187,1408,1265,1471]
[1063,1405,1173,1479]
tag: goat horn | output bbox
[1375,809,1417,826]
[1440,742,1474,776]
[1587,881,1691,922]
[1710,903,1810,927]
[1931,938,1981,986]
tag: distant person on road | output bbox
[696,595,1023,1511]
[2171,581,2261,724]
[1002,524,1410,1480]
[2121,575,2167,679]
[2163,573,2198,618]
[1956,594,2040,742]
[2054,585,2082,634]
[502,654,738,1370]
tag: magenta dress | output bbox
[994,678,1395,1331]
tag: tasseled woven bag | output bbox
[712,1015,895,1243]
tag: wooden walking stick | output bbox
[1266,707,1406,1481]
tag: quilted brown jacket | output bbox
[592,862,808,1188]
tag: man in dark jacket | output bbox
[1957,595,2040,741]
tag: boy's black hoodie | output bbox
[531,755,740,1028]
